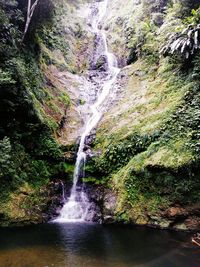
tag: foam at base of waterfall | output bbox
[53,218,85,223]
[52,190,93,223]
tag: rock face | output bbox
[85,185,200,231]
[0,180,68,227]
[160,206,200,231]
[83,0,200,232]
[102,189,117,223]
[87,186,117,223]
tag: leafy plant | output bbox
[186,7,200,24]
[160,24,200,58]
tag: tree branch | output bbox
[22,0,40,42]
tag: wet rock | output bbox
[147,205,200,231]
[174,223,188,231]
[42,180,74,222]
[87,202,102,223]
[152,13,164,26]
[103,190,117,212]
[135,215,149,226]
[103,215,115,224]
[92,55,108,71]
[162,205,200,220]
[164,206,189,218]
[116,17,124,26]
[148,215,171,228]
[86,185,103,203]
[102,189,117,223]
[83,186,118,224]
[85,130,96,146]
[185,217,200,231]
[159,220,171,228]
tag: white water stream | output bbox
[54,0,120,223]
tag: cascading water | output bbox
[54,0,120,223]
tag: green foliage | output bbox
[94,133,159,175]
[127,13,159,66]
[0,3,22,62]
[186,7,200,24]
[160,24,200,59]
[63,162,74,176]
[115,211,130,223]
[128,1,200,67]
[38,27,69,57]
[82,177,106,186]
[159,5,200,59]
[28,160,50,186]
[142,0,168,15]
[34,133,63,160]
[125,165,199,207]
[0,69,16,85]
[93,15,200,218]
[0,132,67,202]
[58,93,71,106]
[0,0,73,222]
[0,137,13,179]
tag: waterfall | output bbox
[53,0,120,223]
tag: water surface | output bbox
[0,223,199,267]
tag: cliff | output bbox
[0,0,199,230]
[86,0,200,231]
[0,0,93,225]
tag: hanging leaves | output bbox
[160,24,200,59]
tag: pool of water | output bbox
[0,223,199,267]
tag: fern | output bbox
[160,24,200,58]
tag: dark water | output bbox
[0,223,199,267]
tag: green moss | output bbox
[92,21,200,222]
[58,92,71,106]
[63,162,75,181]
[82,177,107,185]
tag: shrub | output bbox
[160,24,200,58]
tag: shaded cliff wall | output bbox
[0,0,93,225]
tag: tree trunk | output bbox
[22,0,40,42]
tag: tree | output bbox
[22,0,39,42]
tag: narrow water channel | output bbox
[0,223,199,267]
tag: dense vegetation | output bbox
[85,0,200,229]
[0,0,75,224]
